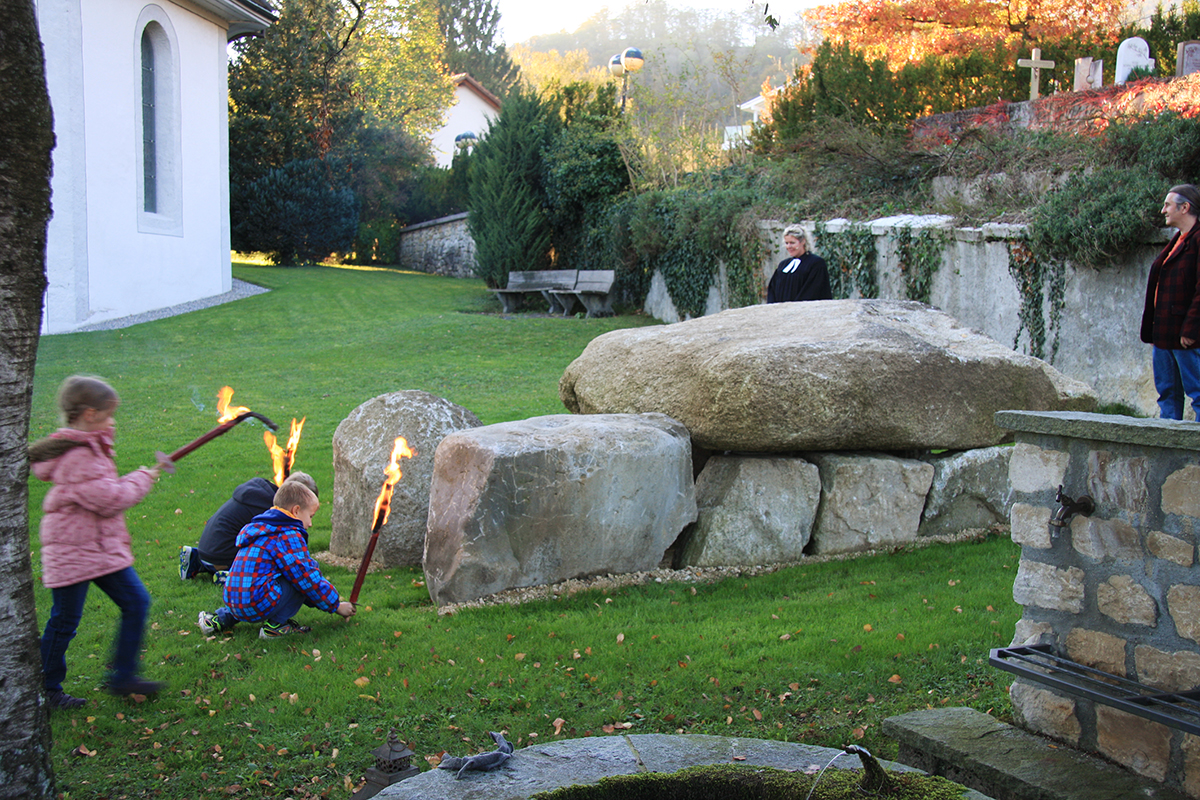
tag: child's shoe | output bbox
[260,620,308,639]
[179,546,199,580]
[212,570,229,586]
[197,610,230,635]
[285,618,312,633]
[46,689,86,709]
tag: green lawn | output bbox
[30,265,1020,799]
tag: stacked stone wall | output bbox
[1000,410,1200,797]
[397,213,476,279]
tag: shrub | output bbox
[233,157,358,266]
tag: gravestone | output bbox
[1177,40,1200,76]
[1072,57,1103,91]
[1115,37,1155,84]
[1017,48,1055,100]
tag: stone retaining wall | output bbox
[998,410,1200,797]
[398,213,476,279]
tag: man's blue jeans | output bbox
[1153,346,1200,420]
[41,566,150,692]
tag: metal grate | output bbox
[990,644,1200,736]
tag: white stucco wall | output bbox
[37,0,232,333]
[430,84,499,168]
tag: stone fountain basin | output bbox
[376,733,992,799]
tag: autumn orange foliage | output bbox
[806,0,1125,69]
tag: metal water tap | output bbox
[1049,485,1094,527]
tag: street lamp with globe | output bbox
[608,46,644,112]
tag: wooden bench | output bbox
[492,270,578,314]
[549,270,616,318]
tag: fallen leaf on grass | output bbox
[73,744,96,757]
[354,677,370,688]
[752,709,762,720]
[888,674,902,683]
[553,717,565,735]
[515,652,525,661]
[863,624,873,632]
[616,633,625,644]
[852,727,865,739]
[779,633,791,641]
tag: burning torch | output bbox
[349,436,415,607]
[156,386,278,474]
[264,416,305,485]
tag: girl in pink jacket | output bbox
[30,376,163,708]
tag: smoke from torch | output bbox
[349,436,415,605]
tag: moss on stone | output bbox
[532,763,971,800]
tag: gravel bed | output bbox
[61,279,270,333]
[317,527,1001,615]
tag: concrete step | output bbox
[884,707,1193,800]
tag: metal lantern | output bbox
[454,131,477,150]
[350,731,419,800]
[608,52,625,77]
[620,47,645,74]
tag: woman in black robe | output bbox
[767,226,832,303]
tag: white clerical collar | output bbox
[783,258,801,273]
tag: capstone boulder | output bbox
[679,455,821,567]
[331,390,481,567]
[559,300,1096,452]
[424,413,696,606]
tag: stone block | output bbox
[1096,706,1171,781]
[1183,734,1200,799]
[1071,515,1143,562]
[1148,531,1194,567]
[1065,628,1127,676]
[1013,559,1084,613]
[1135,645,1200,693]
[1010,679,1081,744]
[806,452,934,554]
[1168,584,1200,645]
[423,413,697,606]
[1011,619,1055,647]
[330,390,481,566]
[679,455,821,567]
[1087,450,1149,518]
[1010,502,1052,548]
[918,446,1011,537]
[1009,442,1070,495]
[1097,575,1157,627]
[1163,464,1200,519]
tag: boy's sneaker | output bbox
[179,546,199,580]
[260,620,309,639]
[285,618,312,633]
[212,570,229,586]
[197,610,229,635]
[47,689,86,709]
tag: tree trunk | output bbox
[0,0,57,796]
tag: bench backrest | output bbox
[505,270,577,290]
[573,270,615,293]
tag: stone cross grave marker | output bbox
[1017,48,1055,100]
[1073,57,1103,91]
[1116,36,1155,83]
[1177,40,1200,76]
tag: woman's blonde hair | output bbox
[783,225,807,242]
[57,375,118,424]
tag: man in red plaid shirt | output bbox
[198,481,355,639]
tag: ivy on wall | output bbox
[892,226,947,304]
[1008,239,1066,362]
[815,222,878,299]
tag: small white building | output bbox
[35,0,273,333]
[429,73,501,168]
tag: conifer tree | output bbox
[467,91,559,288]
[437,0,520,97]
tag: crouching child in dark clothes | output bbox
[197,481,354,639]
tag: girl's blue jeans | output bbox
[41,566,150,692]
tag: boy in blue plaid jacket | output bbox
[198,481,354,639]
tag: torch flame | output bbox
[264,416,306,485]
[216,386,251,423]
[371,437,415,531]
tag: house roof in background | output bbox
[191,0,276,40]
[452,73,502,111]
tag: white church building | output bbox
[35,0,273,333]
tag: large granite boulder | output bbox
[424,413,697,606]
[559,300,1096,452]
[807,452,934,554]
[331,390,481,567]
[679,455,821,567]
